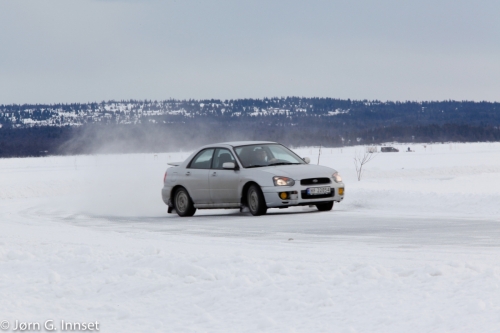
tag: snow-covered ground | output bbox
[1,142,500,332]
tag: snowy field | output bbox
[1,142,500,332]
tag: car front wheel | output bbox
[247,184,267,216]
[174,187,196,217]
[316,201,334,211]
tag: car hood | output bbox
[255,164,337,180]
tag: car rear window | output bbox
[188,149,215,169]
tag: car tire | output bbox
[174,187,196,217]
[316,201,334,211]
[247,184,267,216]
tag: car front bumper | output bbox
[261,183,344,208]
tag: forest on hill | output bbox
[1,98,499,157]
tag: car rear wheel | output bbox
[316,201,334,211]
[247,184,267,216]
[174,187,196,217]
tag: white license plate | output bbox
[306,187,331,195]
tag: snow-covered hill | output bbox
[0,99,351,128]
[1,142,500,332]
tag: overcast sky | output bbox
[0,0,499,104]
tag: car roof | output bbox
[199,141,277,149]
[221,141,276,146]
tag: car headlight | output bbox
[332,172,342,183]
[273,176,295,186]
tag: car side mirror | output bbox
[303,157,310,164]
[222,162,237,170]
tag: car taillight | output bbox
[163,171,167,183]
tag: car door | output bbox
[183,148,214,204]
[209,148,240,204]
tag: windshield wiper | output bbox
[268,162,301,166]
[245,164,268,168]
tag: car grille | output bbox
[300,178,331,186]
[301,189,335,199]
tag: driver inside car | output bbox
[252,148,278,165]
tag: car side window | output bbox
[188,149,215,169]
[212,148,236,169]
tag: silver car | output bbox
[161,141,345,216]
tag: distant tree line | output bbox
[1,120,500,158]
[2,98,500,129]
[1,97,500,157]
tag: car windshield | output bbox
[234,144,305,168]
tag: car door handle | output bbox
[211,172,217,177]
[185,171,191,176]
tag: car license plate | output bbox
[306,187,331,195]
